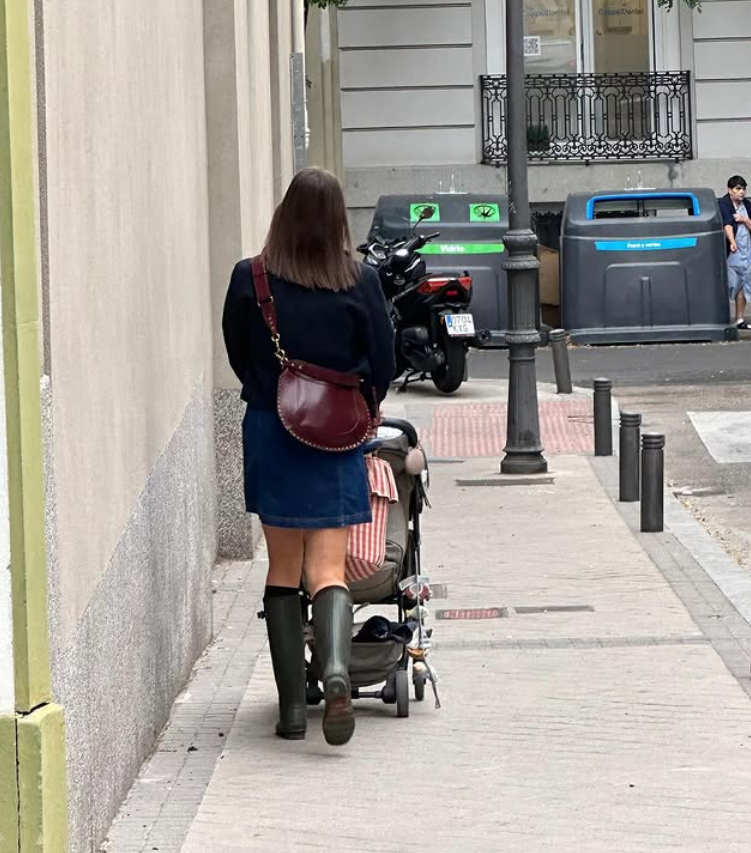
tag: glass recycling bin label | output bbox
[410,203,441,222]
[419,242,505,255]
[469,203,501,222]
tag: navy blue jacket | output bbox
[719,193,751,254]
[222,259,395,414]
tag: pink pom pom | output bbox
[405,446,426,476]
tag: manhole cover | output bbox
[435,607,509,620]
[456,476,555,487]
[514,605,594,614]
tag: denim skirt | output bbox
[242,407,372,529]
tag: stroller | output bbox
[304,418,440,718]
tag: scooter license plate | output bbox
[444,314,475,337]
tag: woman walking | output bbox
[222,168,395,746]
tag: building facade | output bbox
[1,1,301,851]
[335,0,751,242]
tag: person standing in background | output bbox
[719,175,751,330]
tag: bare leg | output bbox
[736,291,748,324]
[262,525,304,588]
[735,291,745,322]
[302,528,349,597]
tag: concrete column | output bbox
[269,0,294,202]
[306,6,343,178]
[205,0,243,389]
[207,0,279,558]
[244,0,276,246]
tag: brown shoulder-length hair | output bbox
[262,168,358,291]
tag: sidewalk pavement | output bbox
[105,381,751,853]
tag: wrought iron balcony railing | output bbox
[481,71,693,164]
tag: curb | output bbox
[607,386,751,634]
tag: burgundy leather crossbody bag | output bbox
[251,257,373,452]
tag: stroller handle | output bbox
[378,417,419,448]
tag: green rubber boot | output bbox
[264,587,307,740]
[312,585,355,746]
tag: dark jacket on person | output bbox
[719,193,751,255]
[222,259,396,414]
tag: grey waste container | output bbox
[561,189,733,344]
[367,194,509,345]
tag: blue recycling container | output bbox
[561,189,734,344]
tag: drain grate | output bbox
[435,607,509,621]
[673,487,725,498]
[430,583,449,600]
[514,605,594,614]
[455,476,556,487]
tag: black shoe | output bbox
[736,320,750,330]
[312,586,355,746]
[263,587,307,740]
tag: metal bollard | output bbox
[593,378,613,456]
[641,433,665,532]
[619,412,641,502]
[549,329,573,394]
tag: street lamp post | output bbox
[500,0,548,475]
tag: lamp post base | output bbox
[500,453,548,475]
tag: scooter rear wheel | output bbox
[431,336,466,394]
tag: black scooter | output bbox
[359,206,474,394]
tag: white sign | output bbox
[523,36,542,56]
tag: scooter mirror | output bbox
[418,205,436,222]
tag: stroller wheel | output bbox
[396,669,410,718]
[306,676,324,706]
[381,672,396,704]
[413,674,426,702]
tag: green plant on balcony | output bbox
[527,123,551,154]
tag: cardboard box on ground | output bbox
[538,244,561,327]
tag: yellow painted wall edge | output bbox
[0,711,69,853]
[17,707,67,853]
[0,1,70,851]
[0,0,50,715]
[0,716,19,853]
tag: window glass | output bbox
[523,0,578,73]
[592,0,650,72]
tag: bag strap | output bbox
[251,257,287,366]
